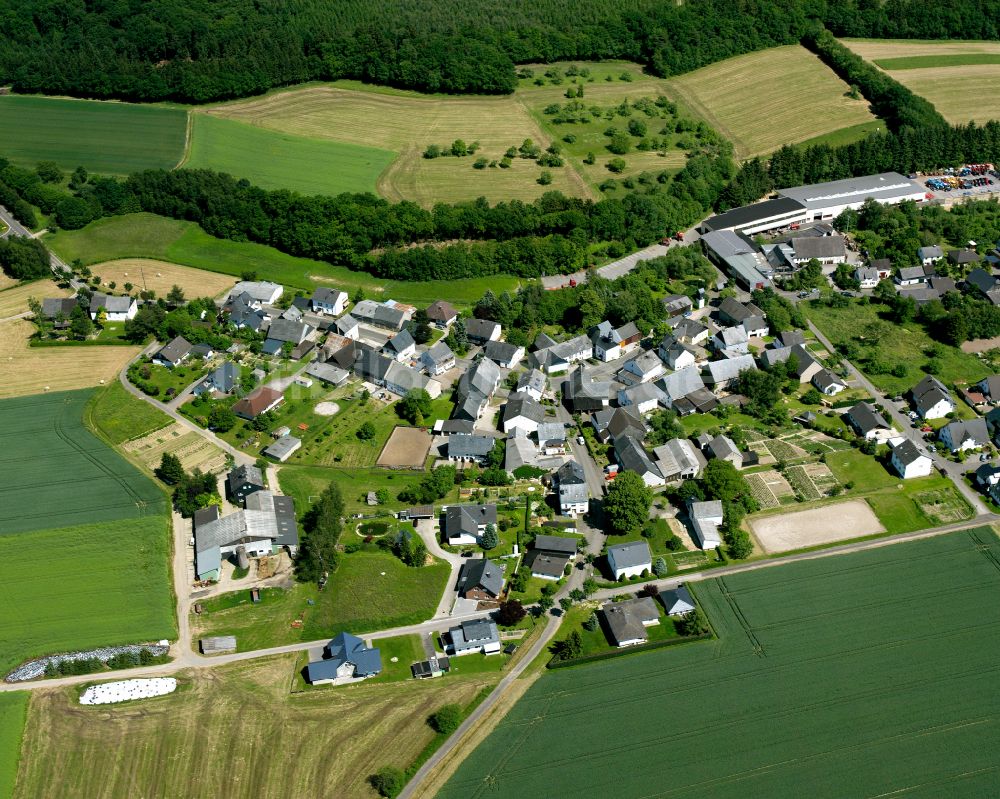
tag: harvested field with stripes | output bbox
[89,259,236,302]
[0,319,138,399]
[0,280,67,320]
[439,529,1000,798]
[667,45,876,157]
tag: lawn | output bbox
[128,359,206,401]
[0,95,186,175]
[0,694,26,799]
[558,602,680,660]
[843,38,1000,124]
[45,213,520,306]
[0,389,166,534]
[805,299,990,395]
[439,528,1000,799]
[0,517,175,678]
[84,382,171,445]
[191,551,450,650]
[665,45,876,158]
[205,82,589,205]
[825,449,898,490]
[185,114,395,195]
[866,476,973,534]
[13,654,498,799]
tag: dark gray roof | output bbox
[227,464,264,495]
[659,585,696,615]
[484,340,522,364]
[41,297,78,318]
[941,418,989,448]
[779,330,806,347]
[949,248,981,264]
[465,317,501,340]
[791,235,845,260]
[602,596,659,644]
[517,369,547,396]
[502,393,546,426]
[702,197,804,232]
[457,558,504,597]
[448,433,496,460]
[607,540,651,569]
[892,438,927,466]
[615,435,661,479]
[156,335,192,365]
[444,504,497,538]
[846,401,889,435]
[556,459,586,485]
[912,375,952,415]
[265,318,310,344]
[533,535,578,556]
[89,292,134,314]
[527,551,570,579]
[385,328,415,355]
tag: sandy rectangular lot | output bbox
[377,425,432,468]
[749,499,885,554]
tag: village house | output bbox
[911,375,955,420]
[425,300,458,329]
[446,619,502,656]
[465,317,502,344]
[562,366,611,413]
[516,369,547,402]
[606,540,652,581]
[225,464,265,503]
[615,436,665,487]
[446,433,496,465]
[554,460,589,516]
[812,368,847,396]
[484,340,525,369]
[194,361,240,396]
[890,439,934,479]
[456,558,504,600]
[659,585,697,617]
[653,438,705,482]
[89,293,137,322]
[420,341,456,376]
[602,596,660,647]
[153,336,192,368]
[939,418,989,453]
[442,503,498,545]
[589,320,642,362]
[844,401,894,441]
[617,382,666,415]
[232,386,284,420]
[306,632,382,685]
[501,392,546,435]
[531,332,593,374]
[537,421,567,454]
[382,328,416,362]
[617,351,666,386]
[227,281,283,306]
[689,499,723,550]
[309,288,348,315]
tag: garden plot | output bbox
[376,426,433,469]
[123,423,227,474]
[803,462,839,495]
[763,437,809,463]
[746,440,776,466]
[749,499,885,553]
[745,470,795,509]
[786,465,822,500]
[913,489,973,525]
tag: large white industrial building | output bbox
[701,172,927,235]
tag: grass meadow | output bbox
[0,96,186,175]
[45,213,520,306]
[190,551,451,650]
[13,655,496,799]
[666,45,877,158]
[184,114,396,195]
[439,528,1000,798]
[84,382,171,446]
[843,38,1000,124]
[0,694,26,799]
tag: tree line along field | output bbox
[438,528,1000,799]
[843,38,1000,125]
[0,389,174,677]
[11,655,497,799]
[44,213,521,307]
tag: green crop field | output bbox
[0,517,175,678]
[0,390,166,534]
[440,528,1000,798]
[45,213,520,307]
[0,96,186,175]
[843,39,1000,124]
[184,114,395,195]
[666,45,877,158]
[0,694,26,799]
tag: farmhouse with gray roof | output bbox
[447,618,501,656]
[456,558,504,600]
[606,540,652,581]
[306,632,381,685]
[601,596,660,647]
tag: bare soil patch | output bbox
[750,499,885,554]
[377,425,433,468]
[314,401,340,416]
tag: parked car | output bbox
[577,436,585,445]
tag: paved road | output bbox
[0,203,83,289]
[806,320,990,516]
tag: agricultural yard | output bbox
[749,499,885,553]
[439,529,1000,799]
[0,318,138,399]
[805,299,990,395]
[0,280,66,320]
[667,45,877,158]
[0,390,165,534]
[0,517,175,678]
[123,423,228,475]
[204,84,587,205]
[45,213,520,307]
[843,38,1000,124]
[84,382,171,446]
[0,95,186,175]
[89,259,236,301]
[190,551,450,651]
[184,114,396,196]
[12,655,496,799]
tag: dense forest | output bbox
[2,0,1000,101]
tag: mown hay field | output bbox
[184,114,396,196]
[89,258,236,301]
[205,84,588,204]
[0,319,138,399]
[439,528,1000,799]
[84,382,171,446]
[842,39,1000,125]
[0,280,66,319]
[0,96,187,175]
[667,45,877,158]
[13,655,495,799]
[0,389,166,534]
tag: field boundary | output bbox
[175,110,194,169]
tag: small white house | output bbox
[854,266,880,289]
[310,288,348,315]
[617,351,666,386]
[890,439,933,479]
[939,419,989,454]
[606,541,652,581]
[89,293,137,322]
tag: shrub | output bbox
[369,767,405,798]
[429,703,463,734]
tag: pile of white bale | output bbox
[79,677,177,705]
